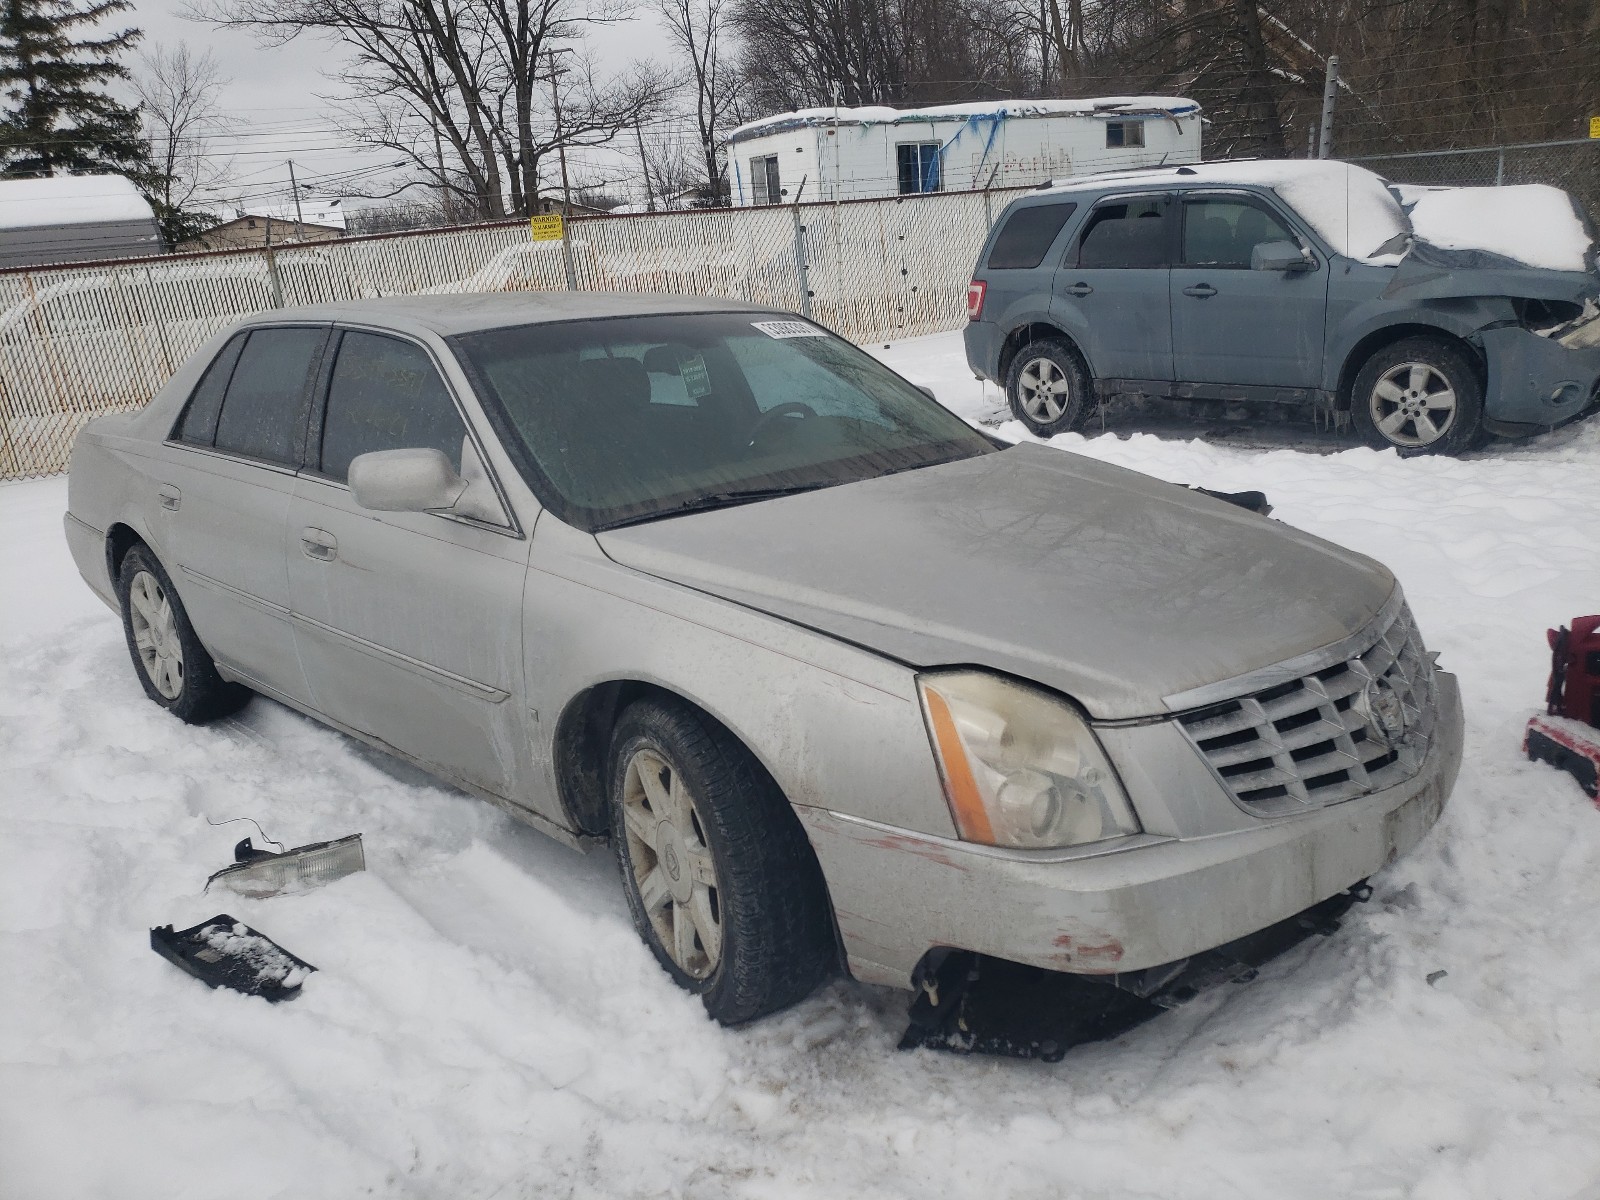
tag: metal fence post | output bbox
[1317,56,1340,159]
[263,246,285,308]
[791,205,813,319]
[1495,148,1505,186]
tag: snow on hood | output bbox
[1399,184,1594,273]
[599,443,1394,719]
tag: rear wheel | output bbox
[608,696,834,1025]
[117,544,250,724]
[1005,337,1090,437]
[1351,337,1484,456]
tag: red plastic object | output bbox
[1525,714,1600,802]
[1546,616,1600,729]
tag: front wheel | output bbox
[608,696,835,1025]
[1005,337,1090,437]
[1351,337,1484,456]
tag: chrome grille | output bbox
[1176,603,1437,816]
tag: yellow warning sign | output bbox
[530,213,564,241]
[1591,115,1600,139]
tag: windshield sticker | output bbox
[751,319,826,339]
[678,352,712,398]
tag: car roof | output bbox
[1035,158,1385,199]
[254,291,787,337]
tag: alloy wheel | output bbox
[620,746,723,979]
[1017,356,1071,423]
[1369,362,1458,448]
[128,570,184,699]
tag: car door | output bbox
[286,326,532,799]
[1168,192,1330,388]
[1052,192,1175,385]
[156,323,329,706]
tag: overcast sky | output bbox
[126,0,672,213]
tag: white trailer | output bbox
[725,97,1202,207]
[0,174,162,269]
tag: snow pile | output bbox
[1405,184,1594,272]
[0,174,156,231]
[5,331,1600,1198]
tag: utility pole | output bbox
[634,119,656,212]
[546,47,577,289]
[1316,56,1340,160]
[287,159,305,242]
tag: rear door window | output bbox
[986,202,1078,270]
[317,331,467,481]
[174,333,246,445]
[1077,197,1172,268]
[213,326,326,466]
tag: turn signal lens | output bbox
[966,280,987,320]
[918,671,1139,849]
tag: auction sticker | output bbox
[752,320,826,339]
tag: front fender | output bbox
[1321,297,1509,393]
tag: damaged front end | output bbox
[1382,246,1600,434]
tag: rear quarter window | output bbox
[174,333,246,446]
[986,203,1078,270]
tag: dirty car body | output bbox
[965,160,1600,449]
[66,293,1464,1024]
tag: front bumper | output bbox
[1482,325,1600,429]
[802,671,1463,990]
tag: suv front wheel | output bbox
[1351,336,1484,456]
[1005,338,1090,437]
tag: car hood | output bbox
[597,443,1395,719]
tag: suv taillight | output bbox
[966,280,987,321]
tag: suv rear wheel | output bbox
[1005,337,1090,437]
[1352,336,1484,456]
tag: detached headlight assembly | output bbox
[918,670,1139,849]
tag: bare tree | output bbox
[654,0,739,201]
[133,41,233,244]
[193,0,671,220]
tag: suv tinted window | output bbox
[318,331,466,481]
[175,333,246,445]
[987,203,1078,270]
[213,327,324,465]
[1077,198,1170,269]
[1182,197,1296,268]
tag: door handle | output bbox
[1064,282,1094,297]
[157,485,181,511]
[300,528,338,561]
[1182,283,1218,298]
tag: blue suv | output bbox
[963,160,1600,455]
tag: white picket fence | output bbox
[0,186,1030,479]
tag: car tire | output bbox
[1005,337,1091,437]
[117,544,251,724]
[1351,336,1484,456]
[608,696,835,1025]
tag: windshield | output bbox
[452,312,996,530]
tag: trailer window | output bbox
[896,143,941,195]
[987,203,1078,270]
[1106,122,1145,149]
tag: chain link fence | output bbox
[0,186,1029,480]
[1351,138,1600,220]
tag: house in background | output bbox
[0,174,163,269]
[180,197,348,251]
[725,97,1202,206]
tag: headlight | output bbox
[918,670,1140,849]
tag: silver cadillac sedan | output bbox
[65,293,1463,1026]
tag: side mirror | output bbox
[1252,240,1314,272]
[348,448,467,513]
[916,384,937,401]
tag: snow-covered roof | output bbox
[239,198,348,231]
[0,174,156,231]
[728,97,1200,142]
[1041,159,1410,263]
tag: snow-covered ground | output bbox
[4,331,1600,1200]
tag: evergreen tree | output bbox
[0,0,149,179]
